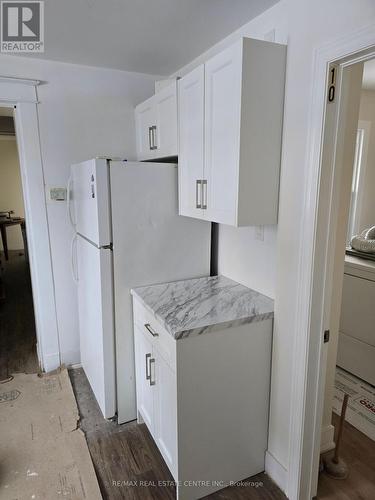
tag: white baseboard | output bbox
[320,423,335,453]
[68,363,82,369]
[42,352,60,373]
[265,450,288,494]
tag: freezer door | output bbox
[77,235,116,419]
[110,161,211,424]
[72,158,112,246]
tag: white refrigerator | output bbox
[70,159,211,423]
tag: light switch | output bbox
[49,187,67,201]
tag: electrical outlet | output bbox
[49,187,67,201]
[255,225,264,241]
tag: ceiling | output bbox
[363,59,375,91]
[27,0,279,75]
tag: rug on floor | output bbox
[0,369,102,499]
[333,366,375,441]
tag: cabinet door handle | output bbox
[202,180,207,209]
[144,323,159,337]
[149,358,156,386]
[145,353,151,380]
[196,180,202,209]
[151,125,157,150]
[148,127,153,150]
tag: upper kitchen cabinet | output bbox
[135,82,178,161]
[178,65,205,220]
[178,37,286,226]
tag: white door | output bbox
[204,42,242,225]
[154,83,178,158]
[178,65,205,219]
[72,158,111,246]
[77,235,116,419]
[135,97,156,160]
[134,326,155,433]
[154,352,177,478]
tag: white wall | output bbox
[217,225,277,298]
[172,0,375,491]
[2,0,375,493]
[0,54,158,366]
[0,137,25,250]
[358,90,375,231]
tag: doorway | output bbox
[287,31,375,500]
[315,57,375,499]
[0,106,39,380]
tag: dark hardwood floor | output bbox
[4,252,375,499]
[69,368,286,500]
[0,250,39,380]
[318,412,375,499]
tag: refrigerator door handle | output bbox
[71,234,79,283]
[148,127,153,150]
[67,174,76,229]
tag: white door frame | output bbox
[287,24,375,500]
[0,76,60,373]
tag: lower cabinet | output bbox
[154,350,177,476]
[337,260,375,386]
[133,298,272,500]
[134,324,155,433]
[134,323,177,478]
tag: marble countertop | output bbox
[131,275,274,340]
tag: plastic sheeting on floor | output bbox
[0,369,102,499]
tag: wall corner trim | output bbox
[43,352,61,373]
[265,450,288,494]
[0,76,40,86]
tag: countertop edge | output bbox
[131,289,274,341]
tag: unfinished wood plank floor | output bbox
[69,368,286,500]
[318,412,375,499]
[0,251,39,380]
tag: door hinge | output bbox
[327,66,336,103]
[324,330,330,343]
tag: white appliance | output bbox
[69,159,211,423]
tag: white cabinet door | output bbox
[340,273,375,346]
[154,83,178,158]
[135,83,177,161]
[154,351,177,478]
[72,158,111,247]
[135,97,156,161]
[178,65,205,219]
[77,236,115,419]
[204,42,242,225]
[134,326,155,433]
